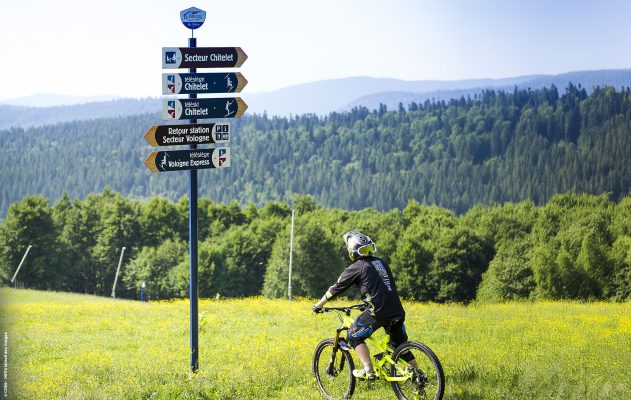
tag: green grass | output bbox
[1,288,630,399]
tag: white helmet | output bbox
[343,230,377,261]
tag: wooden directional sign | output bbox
[145,148,230,172]
[162,98,247,120]
[144,123,230,146]
[163,47,247,69]
[162,73,247,95]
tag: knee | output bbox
[389,324,408,348]
[347,326,374,348]
[348,335,365,348]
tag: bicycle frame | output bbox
[329,306,413,383]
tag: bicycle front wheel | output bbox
[312,338,356,400]
[390,341,445,400]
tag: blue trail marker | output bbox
[180,7,206,30]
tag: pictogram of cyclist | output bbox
[160,153,168,170]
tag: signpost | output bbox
[144,123,230,146]
[162,72,247,95]
[162,98,247,120]
[145,7,247,373]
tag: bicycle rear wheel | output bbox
[312,338,356,400]
[390,341,445,400]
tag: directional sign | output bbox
[144,123,230,146]
[145,148,231,172]
[162,73,247,95]
[163,47,247,69]
[162,98,247,120]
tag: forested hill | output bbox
[1,84,631,216]
[0,97,160,130]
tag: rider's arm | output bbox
[324,262,363,301]
[313,295,328,309]
[313,263,362,312]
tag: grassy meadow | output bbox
[1,288,630,400]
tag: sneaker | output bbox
[353,369,377,381]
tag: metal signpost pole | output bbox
[188,33,200,374]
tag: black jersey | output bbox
[325,256,405,320]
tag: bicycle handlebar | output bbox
[322,304,367,315]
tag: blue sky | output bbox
[2,0,631,100]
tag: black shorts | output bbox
[347,310,408,349]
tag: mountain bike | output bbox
[312,304,444,400]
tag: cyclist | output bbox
[312,230,417,381]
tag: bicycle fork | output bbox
[327,327,351,376]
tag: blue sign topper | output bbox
[180,7,206,30]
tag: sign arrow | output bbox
[162,72,247,95]
[163,47,247,69]
[144,123,230,147]
[145,148,231,172]
[162,98,247,120]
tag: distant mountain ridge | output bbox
[346,69,631,111]
[246,74,541,116]
[0,93,117,107]
[1,69,631,129]
[0,98,160,129]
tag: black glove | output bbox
[312,305,323,314]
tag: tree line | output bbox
[2,84,631,217]
[1,190,630,302]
